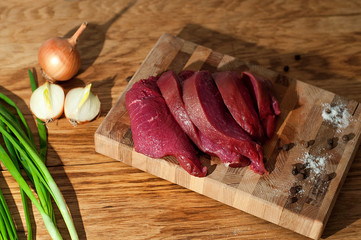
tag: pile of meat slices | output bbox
[125,70,280,177]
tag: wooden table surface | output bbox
[1,0,361,239]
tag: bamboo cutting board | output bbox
[94,34,361,239]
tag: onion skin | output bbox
[38,38,81,81]
[38,22,87,82]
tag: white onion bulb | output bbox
[64,84,101,126]
[30,82,65,122]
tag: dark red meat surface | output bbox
[157,70,250,167]
[125,76,207,177]
[182,71,266,174]
[241,72,281,139]
[213,71,265,142]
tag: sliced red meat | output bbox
[241,72,280,139]
[125,76,207,177]
[157,71,249,167]
[213,71,265,142]
[178,70,195,83]
[183,71,266,175]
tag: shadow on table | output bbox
[176,23,361,237]
[63,0,137,75]
[177,23,359,97]
[0,86,86,239]
[322,157,361,238]
[47,145,87,240]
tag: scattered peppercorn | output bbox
[296,173,306,181]
[126,75,133,82]
[288,196,298,203]
[303,168,311,179]
[308,140,315,146]
[290,187,298,195]
[342,134,349,142]
[292,168,298,175]
[294,54,301,60]
[283,144,290,151]
[295,163,305,170]
[321,173,331,182]
[328,172,337,180]
[290,185,302,195]
[283,65,289,72]
[327,138,335,149]
[325,108,331,114]
[327,143,334,150]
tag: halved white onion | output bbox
[30,82,65,122]
[64,84,101,126]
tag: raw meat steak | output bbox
[125,76,207,177]
[213,71,265,142]
[241,72,281,139]
[157,70,250,167]
[182,71,266,174]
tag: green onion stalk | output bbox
[0,70,78,239]
[0,187,17,240]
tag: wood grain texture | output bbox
[1,0,361,239]
[95,34,361,239]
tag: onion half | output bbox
[30,82,65,122]
[64,84,101,126]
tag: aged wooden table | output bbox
[1,0,361,239]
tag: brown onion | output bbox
[38,22,87,82]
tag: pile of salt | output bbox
[298,152,327,176]
[321,103,350,130]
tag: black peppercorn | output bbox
[126,75,133,82]
[283,65,289,72]
[283,144,290,151]
[321,174,330,182]
[342,135,349,142]
[290,185,302,195]
[327,143,334,150]
[325,108,331,114]
[290,187,298,195]
[294,54,301,60]
[296,173,305,181]
[290,196,298,203]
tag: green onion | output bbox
[0,187,17,240]
[0,141,62,240]
[0,86,78,239]
[29,69,56,225]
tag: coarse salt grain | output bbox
[322,103,350,129]
[298,152,327,176]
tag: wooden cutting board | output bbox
[94,33,361,239]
